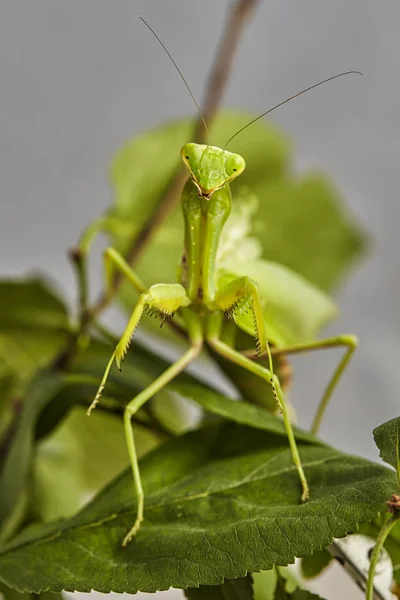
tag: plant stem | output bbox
[90,0,261,317]
[366,514,399,600]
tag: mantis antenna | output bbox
[224,70,363,148]
[137,16,210,141]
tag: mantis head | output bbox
[181,143,245,199]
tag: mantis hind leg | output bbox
[122,338,202,546]
[206,310,309,502]
[267,335,358,435]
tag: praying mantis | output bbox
[87,17,360,547]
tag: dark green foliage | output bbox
[0,423,395,594]
[184,574,254,599]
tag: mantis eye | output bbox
[226,154,245,177]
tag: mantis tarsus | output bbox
[86,17,360,547]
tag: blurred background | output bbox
[0,1,399,598]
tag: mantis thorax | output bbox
[181,143,245,199]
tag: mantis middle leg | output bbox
[206,307,309,502]
[121,319,202,546]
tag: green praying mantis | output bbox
[87,17,360,547]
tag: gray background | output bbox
[0,1,399,598]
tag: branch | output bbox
[91,0,261,316]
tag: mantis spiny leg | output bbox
[214,276,267,355]
[206,308,309,502]
[87,283,192,414]
[242,335,358,435]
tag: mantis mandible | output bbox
[87,17,360,547]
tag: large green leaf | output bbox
[0,279,70,386]
[185,574,254,599]
[0,424,395,594]
[172,382,321,445]
[250,175,365,292]
[373,416,400,483]
[32,406,139,522]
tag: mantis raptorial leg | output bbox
[87,17,360,544]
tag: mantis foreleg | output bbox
[88,283,192,414]
[242,335,358,435]
[206,310,309,502]
[214,276,267,355]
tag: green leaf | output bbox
[35,337,184,439]
[217,259,337,347]
[33,406,139,521]
[300,549,332,579]
[0,424,395,594]
[173,383,322,445]
[250,175,366,292]
[0,372,64,523]
[0,279,70,386]
[373,416,400,483]
[184,574,254,599]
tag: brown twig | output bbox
[90,0,261,318]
